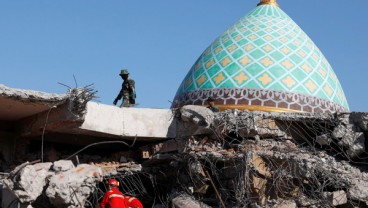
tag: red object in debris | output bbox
[100,187,126,208]
[124,196,144,208]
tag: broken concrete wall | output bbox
[80,102,176,139]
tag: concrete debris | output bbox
[335,113,368,158]
[272,200,297,208]
[2,161,103,208]
[323,190,348,206]
[93,162,142,176]
[348,179,368,205]
[177,105,214,136]
[171,194,212,208]
[0,84,67,104]
[212,110,368,160]
[1,108,368,207]
[52,160,75,172]
[180,105,214,128]
[46,164,102,208]
[296,194,320,207]
[212,110,287,138]
[32,162,52,172]
[3,162,54,203]
[3,162,53,204]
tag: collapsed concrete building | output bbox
[1,0,368,207]
[1,84,368,208]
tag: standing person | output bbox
[100,179,126,208]
[206,96,220,112]
[113,69,136,107]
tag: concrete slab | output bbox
[0,84,67,121]
[80,102,176,139]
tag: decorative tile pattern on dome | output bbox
[173,4,349,112]
[174,88,346,113]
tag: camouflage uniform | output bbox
[206,96,220,112]
[207,106,220,112]
[114,69,136,107]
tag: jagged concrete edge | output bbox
[0,84,68,104]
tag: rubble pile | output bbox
[1,157,145,208]
[138,108,368,207]
[1,160,102,208]
[1,106,368,207]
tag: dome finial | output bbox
[257,0,279,7]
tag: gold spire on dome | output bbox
[257,0,279,7]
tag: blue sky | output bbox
[0,0,367,111]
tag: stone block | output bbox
[178,105,214,136]
[32,162,52,171]
[52,160,75,172]
[323,190,348,206]
[4,164,50,203]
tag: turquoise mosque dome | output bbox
[173,0,349,113]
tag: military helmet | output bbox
[119,69,129,75]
